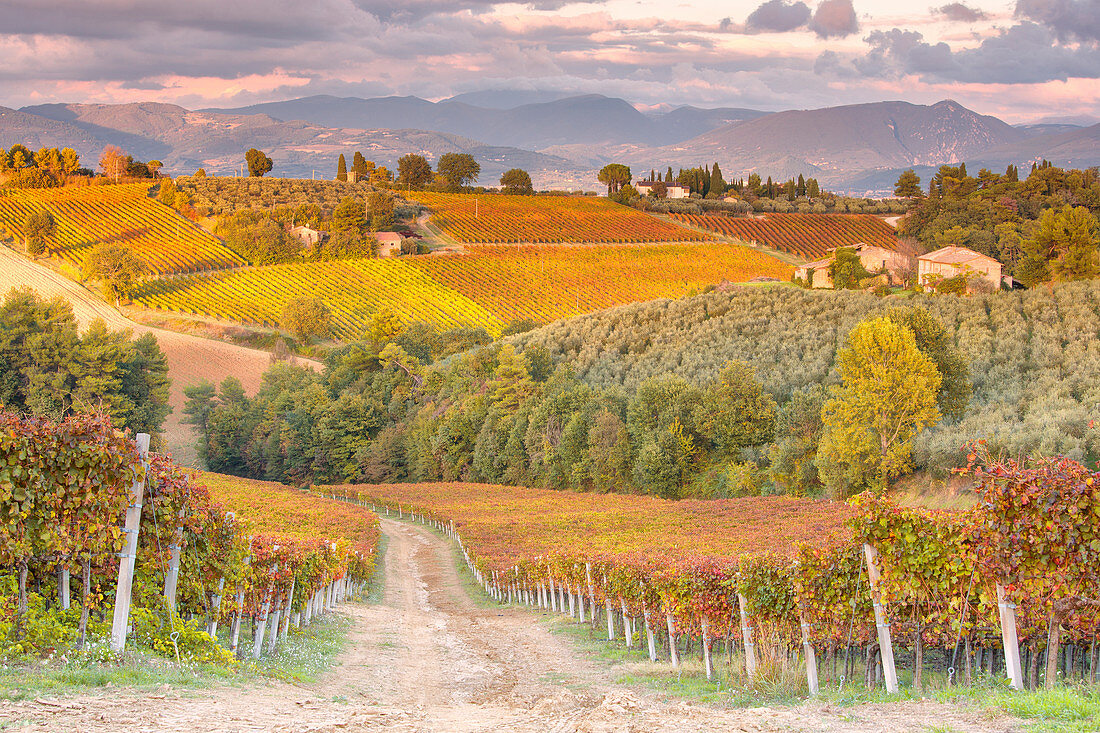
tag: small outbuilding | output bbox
[289,225,325,248]
[374,231,403,257]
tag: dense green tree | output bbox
[1017,205,1100,285]
[437,153,480,189]
[693,360,776,456]
[336,154,348,182]
[597,164,632,195]
[768,385,825,495]
[351,151,373,179]
[332,196,367,235]
[214,210,302,265]
[281,296,332,343]
[894,169,922,199]
[499,168,534,195]
[367,190,395,231]
[23,210,55,256]
[828,247,873,289]
[884,307,971,421]
[245,148,273,177]
[709,163,725,197]
[397,154,433,189]
[82,243,148,305]
[816,317,942,496]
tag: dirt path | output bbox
[0,247,319,466]
[2,519,1019,732]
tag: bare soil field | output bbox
[0,246,319,465]
[1,519,1020,732]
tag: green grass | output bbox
[986,686,1100,732]
[247,614,352,683]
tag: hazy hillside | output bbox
[8,102,580,182]
[656,100,1023,183]
[204,93,765,149]
[972,123,1100,170]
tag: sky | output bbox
[2,0,1099,123]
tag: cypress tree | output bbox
[666,166,674,183]
[352,151,371,178]
[337,154,347,182]
[709,162,725,197]
[797,173,806,197]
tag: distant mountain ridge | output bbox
[203,93,766,149]
[2,95,1098,194]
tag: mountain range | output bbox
[2,93,1098,195]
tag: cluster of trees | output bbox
[396,152,481,191]
[896,163,1100,284]
[0,145,84,188]
[173,176,397,219]
[191,277,1009,500]
[336,151,392,185]
[212,196,384,267]
[98,146,162,181]
[0,289,171,438]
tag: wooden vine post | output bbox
[665,611,680,667]
[737,592,758,678]
[643,603,658,662]
[701,616,714,681]
[163,508,187,613]
[996,584,1025,690]
[862,543,899,694]
[110,433,150,654]
[800,615,819,695]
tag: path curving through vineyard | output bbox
[0,246,317,466]
[2,518,1020,733]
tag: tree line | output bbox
[186,281,1100,499]
[895,163,1100,285]
[0,289,171,440]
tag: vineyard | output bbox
[133,258,503,339]
[326,458,1099,692]
[131,242,792,335]
[672,213,899,260]
[410,192,710,244]
[0,411,378,663]
[0,184,246,275]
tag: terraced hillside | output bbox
[411,191,710,244]
[133,241,793,336]
[671,212,898,259]
[0,183,246,274]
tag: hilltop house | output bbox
[289,224,325,248]
[795,243,911,289]
[375,231,403,257]
[635,181,690,199]
[918,246,1002,290]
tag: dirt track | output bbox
[0,247,318,465]
[1,519,1019,732]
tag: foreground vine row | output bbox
[317,461,1098,692]
[0,412,378,661]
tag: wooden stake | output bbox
[997,584,1025,690]
[110,433,150,654]
[606,600,616,641]
[621,599,632,648]
[644,607,657,661]
[208,576,226,637]
[862,544,899,694]
[702,617,714,681]
[58,566,70,610]
[801,615,819,695]
[738,592,758,678]
[666,613,680,667]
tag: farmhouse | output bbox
[635,181,690,199]
[918,246,1002,290]
[795,243,910,289]
[374,231,403,257]
[289,224,325,248]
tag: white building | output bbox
[634,181,690,199]
[374,231,403,257]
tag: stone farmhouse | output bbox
[795,244,911,289]
[375,231,403,257]
[918,246,1003,290]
